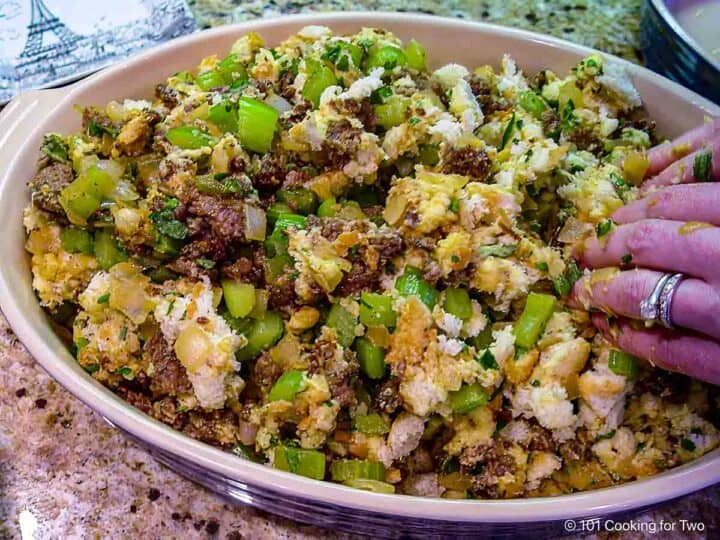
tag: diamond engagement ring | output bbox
[658,273,684,329]
[639,273,673,323]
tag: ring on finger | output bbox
[639,273,673,323]
[658,273,685,329]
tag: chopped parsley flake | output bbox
[681,438,696,451]
[478,349,499,370]
[596,218,613,238]
[197,258,216,269]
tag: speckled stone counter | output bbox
[2,1,719,539]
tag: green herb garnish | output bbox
[500,112,516,150]
[150,198,188,240]
[478,349,499,370]
[197,258,216,269]
[40,134,69,163]
[596,218,614,238]
[681,438,696,451]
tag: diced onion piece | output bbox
[105,100,126,122]
[244,203,267,241]
[174,322,212,373]
[383,192,408,226]
[265,94,293,114]
[113,179,140,202]
[113,208,142,235]
[238,420,258,446]
[108,263,153,324]
[557,217,592,244]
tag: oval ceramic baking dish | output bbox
[0,12,718,538]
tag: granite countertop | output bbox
[1,1,719,538]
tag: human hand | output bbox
[571,117,720,385]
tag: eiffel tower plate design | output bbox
[0,0,197,104]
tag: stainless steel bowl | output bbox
[642,0,720,103]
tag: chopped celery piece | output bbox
[59,165,116,224]
[317,197,339,217]
[216,53,247,83]
[196,69,225,90]
[375,96,410,129]
[326,304,358,348]
[166,126,216,149]
[609,350,640,379]
[344,478,395,494]
[267,202,293,223]
[359,292,396,328]
[273,446,325,480]
[274,213,307,231]
[693,151,712,182]
[513,292,556,349]
[235,311,284,361]
[337,200,366,220]
[268,370,307,402]
[196,173,246,196]
[395,266,438,309]
[264,228,289,257]
[448,383,488,414]
[443,287,473,321]
[366,46,407,71]
[94,229,128,270]
[331,459,385,482]
[208,100,238,133]
[302,61,338,107]
[266,253,294,281]
[237,97,279,153]
[405,39,427,70]
[221,280,256,318]
[277,188,318,215]
[518,91,547,119]
[355,337,386,379]
[354,413,390,435]
[60,227,93,255]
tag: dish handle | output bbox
[0,89,68,166]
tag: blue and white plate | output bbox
[0,0,197,104]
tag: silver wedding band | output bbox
[639,272,684,328]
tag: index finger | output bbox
[647,117,720,177]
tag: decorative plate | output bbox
[0,0,197,104]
